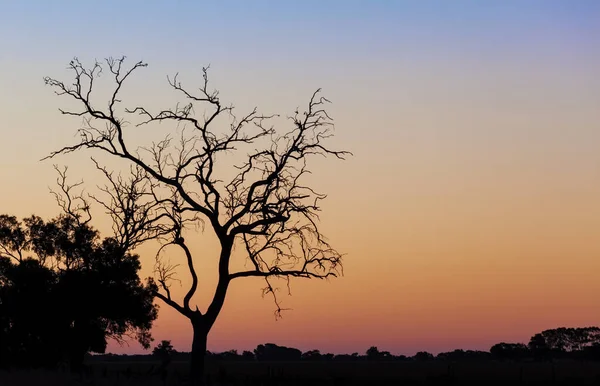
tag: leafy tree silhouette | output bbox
[528,327,600,360]
[43,56,349,385]
[153,339,177,371]
[241,350,255,361]
[153,340,176,356]
[302,349,322,361]
[0,181,157,372]
[490,343,530,361]
[366,346,381,360]
[414,351,434,361]
[0,255,60,368]
[254,343,302,362]
[436,349,490,361]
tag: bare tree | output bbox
[43,56,349,385]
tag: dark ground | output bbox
[2,360,600,385]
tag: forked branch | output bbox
[44,56,349,319]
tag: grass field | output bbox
[2,359,600,385]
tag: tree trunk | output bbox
[190,320,208,386]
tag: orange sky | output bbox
[1,1,599,356]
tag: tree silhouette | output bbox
[153,340,176,357]
[0,255,60,368]
[436,349,490,361]
[366,346,381,360]
[414,351,434,361]
[241,350,255,361]
[254,343,302,362]
[153,339,177,370]
[528,327,600,360]
[302,349,322,361]
[43,56,349,385]
[490,343,530,361]
[0,178,157,371]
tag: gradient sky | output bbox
[1,0,600,356]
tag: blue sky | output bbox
[2,1,598,65]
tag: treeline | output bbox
[95,327,600,364]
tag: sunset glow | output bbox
[1,0,599,357]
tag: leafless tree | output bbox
[43,56,350,385]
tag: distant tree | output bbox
[322,353,335,361]
[153,340,176,358]
[436,349,460,361]
[528,327,600,360]
[366,346,381,360]
[437,349,490,361]
[331,354,352,361]
[217,350,240,361]
[414,351,434,361]
[301,349,322,361]
[490,343,530,361]
[0,177,157,371]
[152,340,176,375]
[241,350,255,361]
[44,56,349,385]
[528,333,551,360]
[254,343,302,361]
[333,352,362,361]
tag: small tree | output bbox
[153,340,176,356]
[44,56,349,385]
[366,346,381,360]
[153,340,176,366]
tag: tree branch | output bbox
[49,165,92,226]
[175,237,199,313]
[44,56,349,321]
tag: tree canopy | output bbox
[0,210,157,370]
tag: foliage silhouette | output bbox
[241,350,255,361]
[528,327,600,360]
[0,209,157,371]
[254,343,302,362]
[490,343,530,360]
[365,346,378,358]
[153,340,177,359]
[436,349,490,361]
[301,349,322,361]
[366,346,387,360]
[414,351,435,361]
[0,255,59,369]
[82,326,600,370]
[152,339,177,377]
[43,56,350,385]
